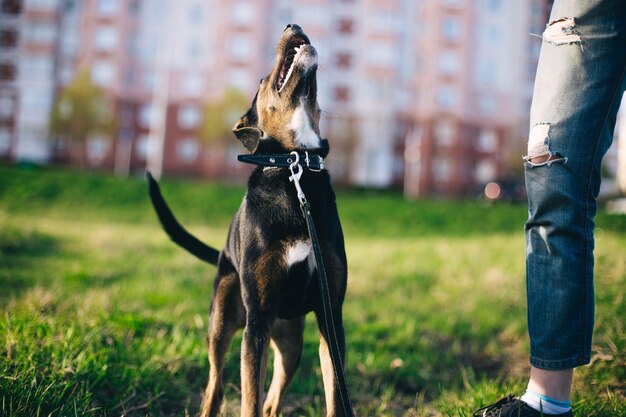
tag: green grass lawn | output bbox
[1,165,624,416]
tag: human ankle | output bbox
[527,366,573,402]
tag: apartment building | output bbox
[1,0,61,163]
[2,0,563,197]
[0,0,21,161]
[403,0,549,197]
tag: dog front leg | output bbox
[263,317,305,417]
[201,271,245,417]
[316,309,348,417]
[239,248,287,416]
[240,314,272,417]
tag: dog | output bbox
[148,24,349,417]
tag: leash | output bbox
[287,152,356,417]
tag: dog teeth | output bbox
[278,44,308,93]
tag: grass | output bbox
[0,164,624,416]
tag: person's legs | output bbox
[474,1,626,416]
[525,0,626,390]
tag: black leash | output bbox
[287,153,356,417]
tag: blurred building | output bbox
[403,0,550,197]
[1,0,60,163]
[0,0,580,198]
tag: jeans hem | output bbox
[530,354,591,370]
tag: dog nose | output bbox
[284,24,301,32]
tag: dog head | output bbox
[233,24,322,153]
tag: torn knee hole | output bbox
[528,153,563,164]
[543,17,581,45]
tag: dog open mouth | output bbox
[275,32,316,93]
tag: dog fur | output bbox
[148,25,349,417]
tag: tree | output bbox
[200,86,248,147]
[49,68,117,167]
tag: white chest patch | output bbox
[285,240,315,271]
[289,103,321,148]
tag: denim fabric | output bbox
[525,0,626,370]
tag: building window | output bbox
[178,104,201,129]
[366,9,397,33]
[188,39,202,60]
[438,51,460,76]
[475,160,497,183]
[0,28,18,48]
[486,26,501,44]
[176,138,199,163]
[1,0,22,14]
[478,95,497,115]
[135,134,154,160]
[25,21,56,44]
[230,35,252,61]
[477,129,497,151]
[478,60,497,85]
[367,42,396,67]
[27,0,57,11]
[181,73,204,97]
[366,76,390,101]
[60,30,79,55]
[334,86,350,103]
[88,135,109,161]
[441,17,461,42]
[128,0,139,15]
[336,52,352,69]
[434,120,456,147]
[292,5,324,26]
[189,3,204,25]
[0,95,14,117]
[122,67,134,88]
[487,0,502,12]
[63,0,77,13]
[21,54,53,79]
[232,3,254,26]
[228,69,252,93]
[338,18,354,35]
[0,128,11,155]
[0,63,16,81]
[97,0,119,15]
[437,86,458,109]
[139,103,159,128]
[94,27,118,52]
[143,69,155,90]
[91,60,116,86]
[432,157,453,183]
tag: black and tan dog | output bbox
[148,25,349,417]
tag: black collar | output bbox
[237,139,329,171]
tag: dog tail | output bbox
[147,172,220,265]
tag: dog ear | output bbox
[233,125,263,153]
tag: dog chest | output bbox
[284,240,315,272]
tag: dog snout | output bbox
[284,23,302,33]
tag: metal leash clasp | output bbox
[288,151,307,206]
[304,151,323,172]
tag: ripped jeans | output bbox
[525,0,626,370]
